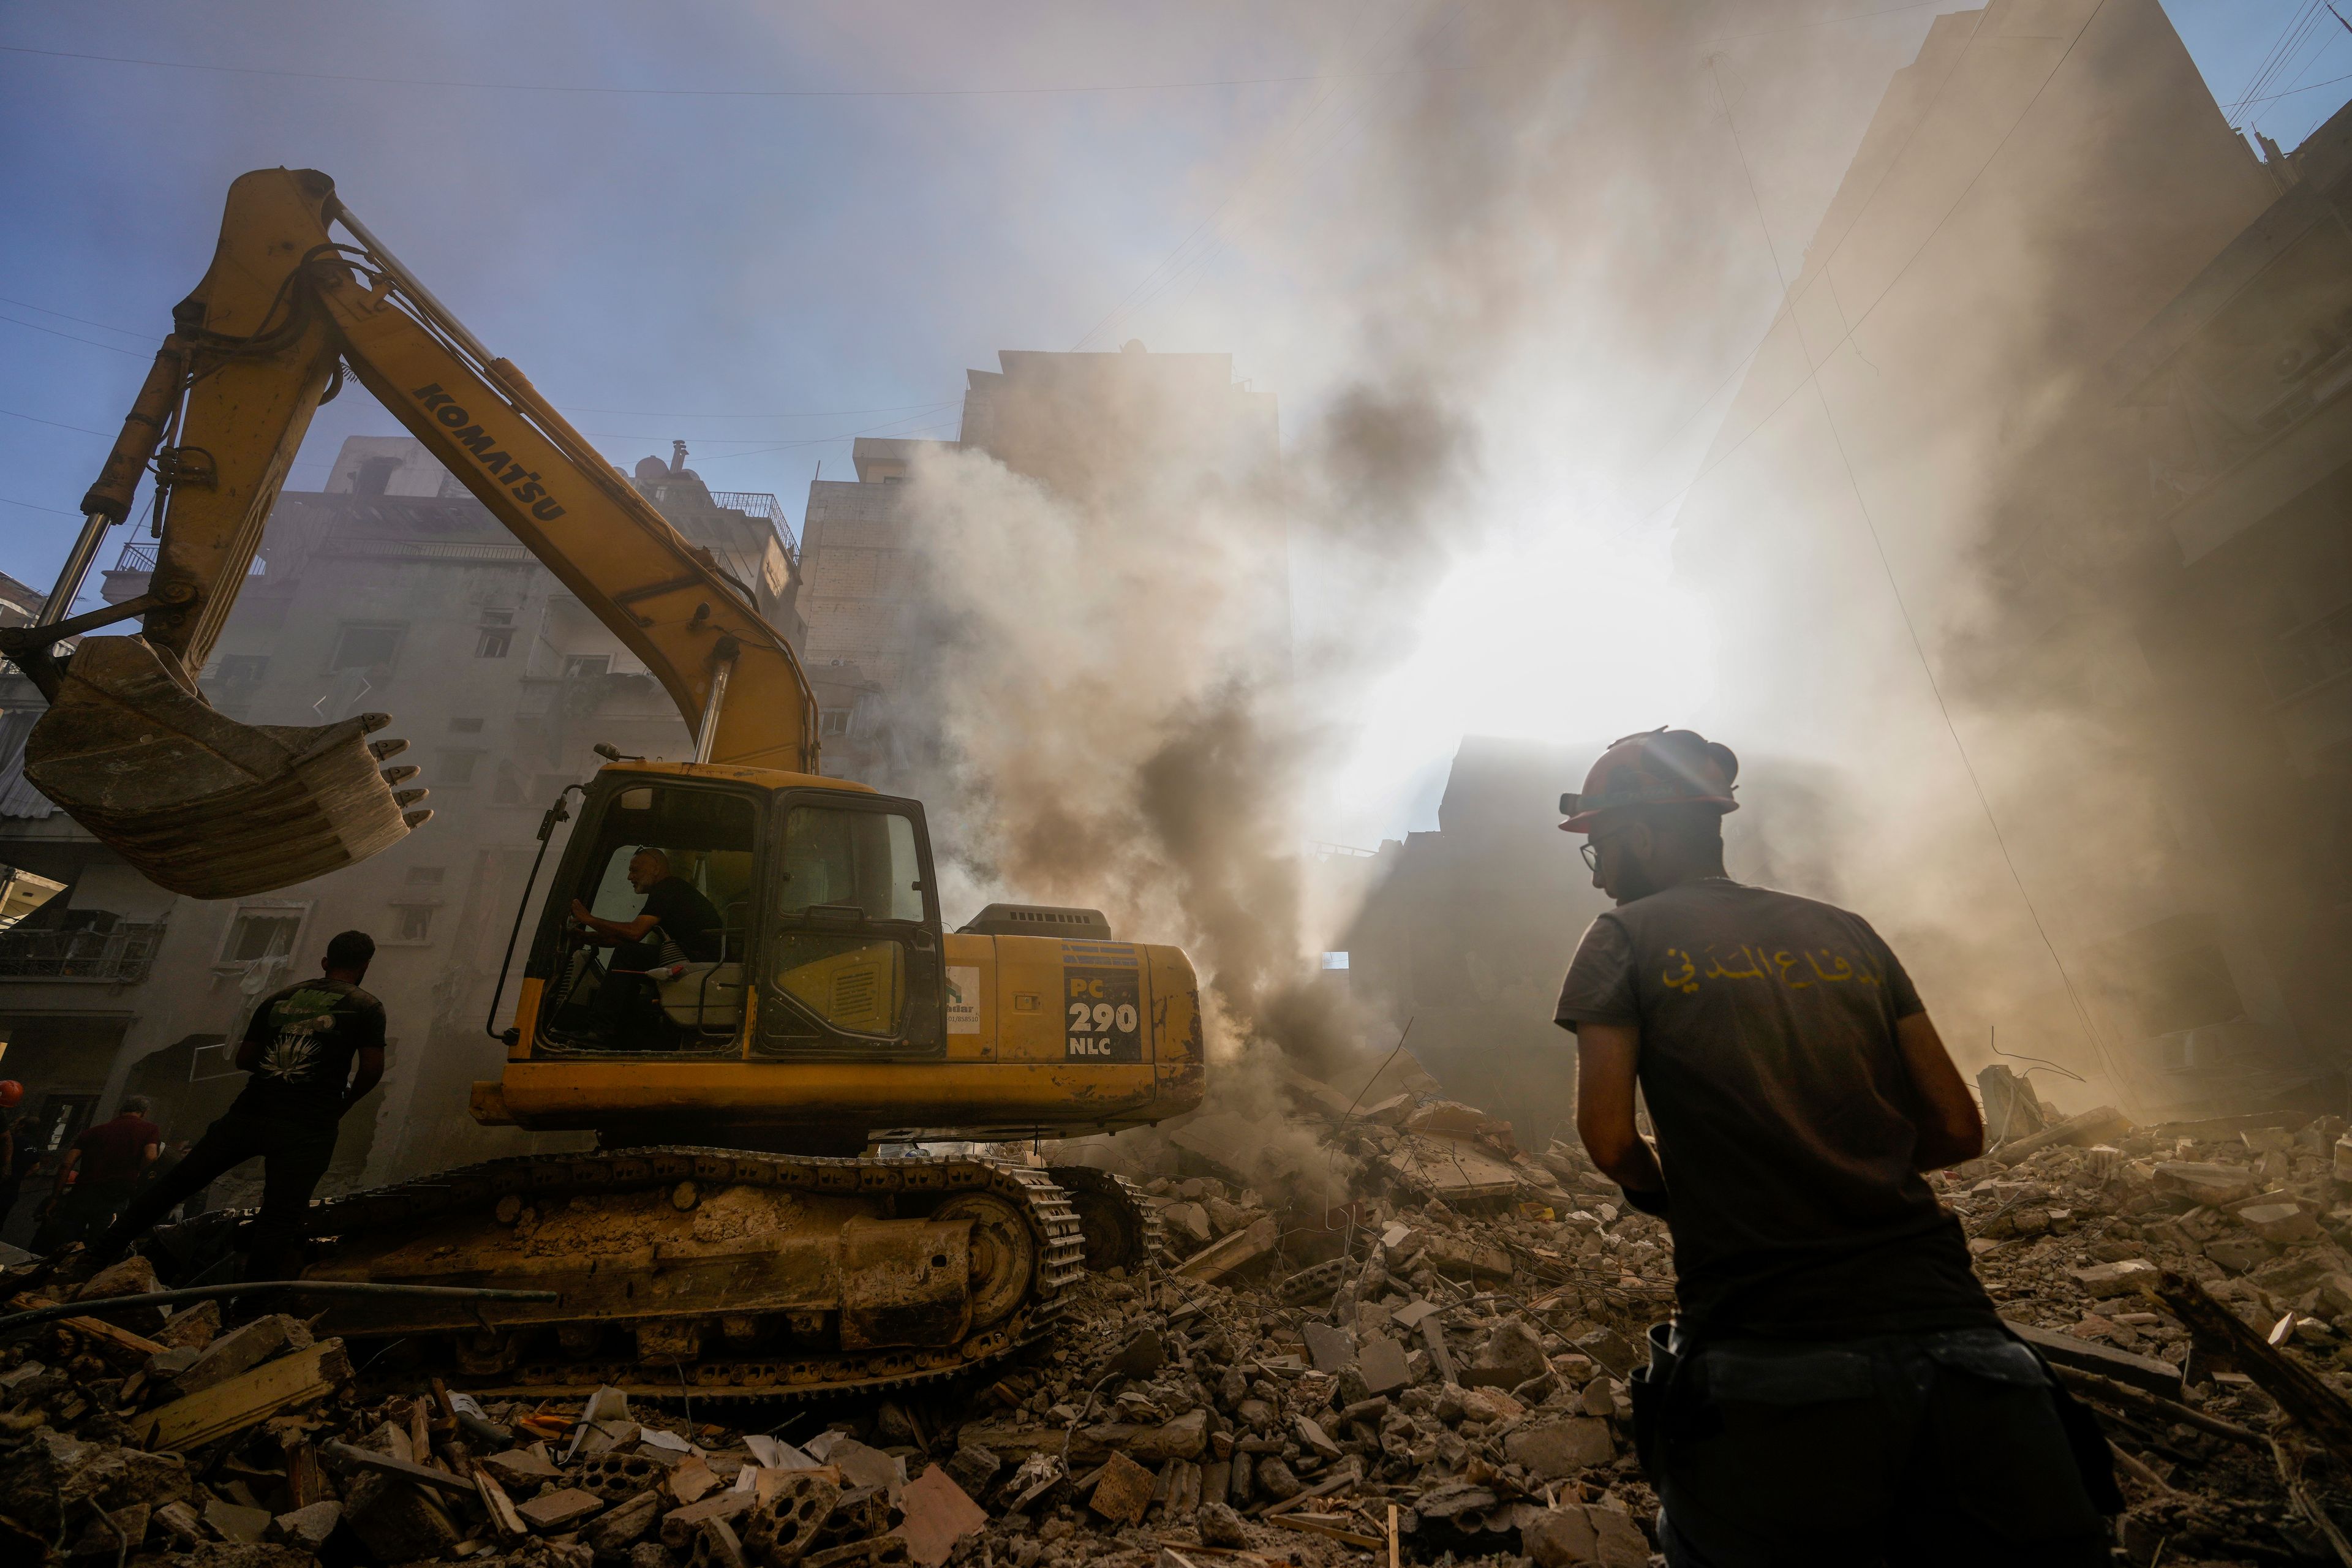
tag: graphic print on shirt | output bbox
[1658,944,1885,997]
[255,987,345,1084]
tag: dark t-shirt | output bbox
[637,876,722,963]
[236,978,386,1117]
[72,1114,162,1189]
[1555,878,1994,1339]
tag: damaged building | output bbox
[0,439,803,1211]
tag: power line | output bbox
[0,293,148,339]
[0,41,1378,102]
[0,311,148,358]
[0,494,78,516]
[557,399,959,420]
[0,406,111,438]
[1701,1,2133,1103]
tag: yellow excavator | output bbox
[1,168,1203,1397]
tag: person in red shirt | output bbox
[51,1096,161,1244]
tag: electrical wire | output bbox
[0,406,111,437]
[1703,6,2140,1110]
[0,293,148,338]
[0,310,147,358]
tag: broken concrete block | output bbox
[1255,1456,1303,1501]
[590,1491,665,1553]
[519,1487,609,1532]
[2241,1202,2320,1245]
[582,1449,672,1500]
[204,1495,273,1542]
[1357,1332,1411,1396]
[269,1500,344,1551]
[2070,1259,2157,1298]
[1524,1506,1600,1567]
[661,1490,755,1549]
[895,1464,987,1566]
[1163,1202,1213,1247]
[155,1300,221,1351]
[168,1314,312,1398]
[343,1469,462,1561]
[1294,1415,1343,1461]
[942,1442,1001,1499]
[2206,1235,2275,1273]
[1302,1322,1355,1372]
[1090,1451,1156,1527]
[483,1444,563,1490]
[740,1466,839,1565]
[692,1515,751,1568]
[1465,1319,1548,1389]
[1197,1499,1249,1548]
[1504,1418,1616,1479]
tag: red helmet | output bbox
[0,1081,20,1109]
[1559,728,1740,832]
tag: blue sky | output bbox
[1,0,2345,617]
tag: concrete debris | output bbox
[13,1099,2352,1563]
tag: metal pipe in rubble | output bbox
[0,1280,561,1334]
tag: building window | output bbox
[1321,952,1350,970]
[562,654,612,679]
[211,654,269,685]
[494,761,526,805]
[397,905,435,943]
[819,709,853,738]
[476,627,514,658]
[221,908,302,965]
[448,717,484,734]
[352,456,401,496]
[438,751,483,788]
[407,867,445,885]
[330,623,403,671]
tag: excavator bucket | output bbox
[21,635,429,900]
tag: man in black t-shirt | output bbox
[94,930,385,1283]
[1553,729,2113,1566]
[569,848,722,1037]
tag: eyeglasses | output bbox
[1579,829,1630,872]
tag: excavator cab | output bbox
[527,765,946,1063]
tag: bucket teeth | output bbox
[402,809,434,829]
[369,737,410,761]
[358,712,393,733]
[393,788,428,807]
[381,764,420,786]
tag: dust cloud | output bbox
[881,0,1824,1086]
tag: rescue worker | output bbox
[93,930,385,1282]
[1551,728,2118,1566]
[49,1095,161,1244]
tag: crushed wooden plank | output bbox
[473,1461,530,1540]
[135,1340,350,1453]
[1264,1513,1383,1549]
[2007,1321,2182,1399]
[2160,1272,2352,1463]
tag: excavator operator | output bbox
[1551,728,2119,1567]
[569,847,723,1037]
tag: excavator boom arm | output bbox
[6,168,817,900]
[118,167,816,774]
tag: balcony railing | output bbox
[0,921,167,982]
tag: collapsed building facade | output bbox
[1670,0,2352,1119]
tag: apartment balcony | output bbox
[0,919,167,982]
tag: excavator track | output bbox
[156,1148,1085,1403]
[1044,1165,1166,1274]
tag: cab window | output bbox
[778,806,924,923]
[540,783,756,1051]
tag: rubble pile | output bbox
[18,1075,2352,1566]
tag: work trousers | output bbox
[47,1181,139,1247]
[99,1106,341,1283]
[1640,1325,2113,1567]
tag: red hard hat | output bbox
[0,1081,20,1109]
[1559,728,1740,832]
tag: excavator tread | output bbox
[1041,1164,1167,1273]
[156,1146,1087,1403]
